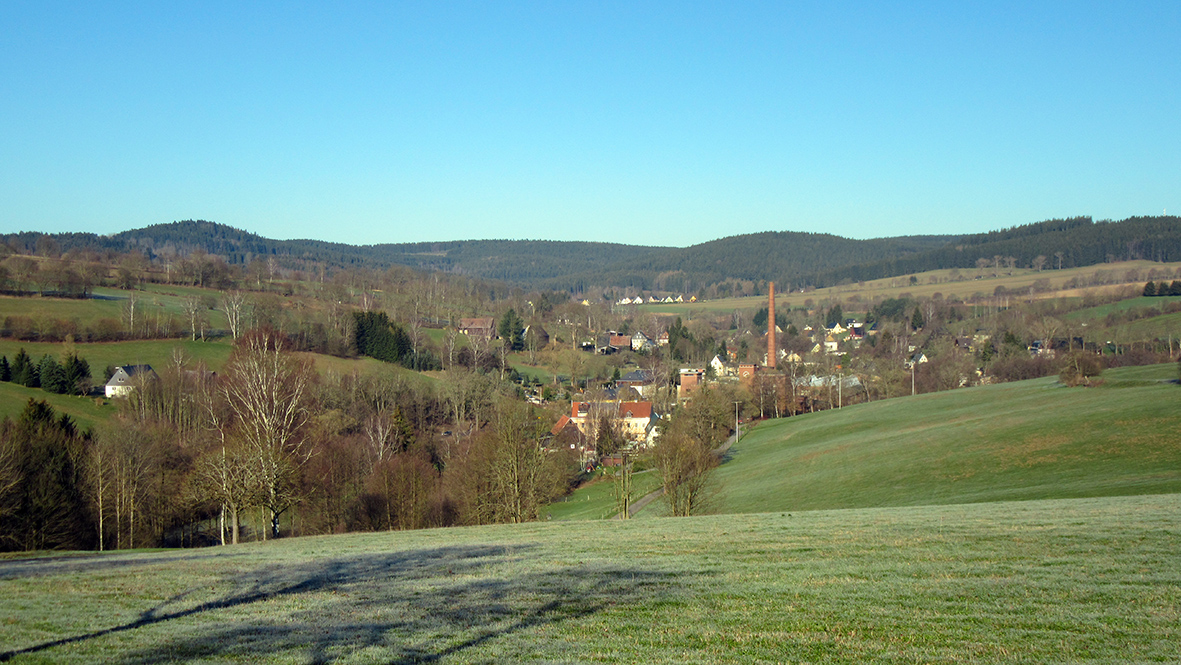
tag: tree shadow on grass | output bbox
[2,544,678,663]
[0,548,258,581]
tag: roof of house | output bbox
[550,415,572,436]
[459,317,494,329]
[570,400,654,420]
[617,369,653,384]
[619,402,653,419]
[105,364,156,386]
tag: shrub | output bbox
[1059,352,1105,387]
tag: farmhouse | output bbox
[104,364,158,398]
[459,317,495,340]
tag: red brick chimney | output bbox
[767,282,777,368]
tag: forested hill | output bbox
[5,215,1179,293]
[811,216,1181,286]
[541,231,956,292]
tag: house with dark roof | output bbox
[104,364,158,398]
[617,369,655,398]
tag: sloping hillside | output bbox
[711,363,1181,514]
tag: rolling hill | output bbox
[8,215,1180,293]
[707,363,1181,515]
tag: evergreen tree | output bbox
[1143,281,1157,296]
[752,307,787,330]
[667,317,690,361]
[353,311,418,368]
[825,305,844,329]
[0,356,9,382]
[61,353,91,395]
[497,309,524,351]
[911,307,925,331]
[1171,281,1181,296]
[11,349,31,386]
[0,399,94,551]
[39,355,66,394]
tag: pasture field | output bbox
[712,363,1181,515]
[0,338,234,375]
[0,382,112,430]
[0,340,432,426]
[1,494,1177,663]
[1066,295,1181,320]
[0,293,124,324]
[0,288,230,331]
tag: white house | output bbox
[104,364,158,398]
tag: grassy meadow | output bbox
[0,382,112,430]
[711,363,1181,515]
[0,338,234,374]
[0,287,230,330]
[1,494,1177,663]
[0,338,235,427]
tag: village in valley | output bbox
[3,2,1180,658]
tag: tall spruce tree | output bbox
[498,309,524,351]
[39,355,66,394]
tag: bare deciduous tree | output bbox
[195,440,254,544]
[222,290,249,339]
[122,290,140,335]
[220,329,315,539]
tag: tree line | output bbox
[0,328,580,552]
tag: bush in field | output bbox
[1059,352,1105,387]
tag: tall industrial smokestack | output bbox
[767,282,777,368]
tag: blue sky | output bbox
[1,1,1177,247]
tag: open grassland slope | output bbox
[0,339,234,375]
[0,382,111,430]
[1,495,1177,663]
[0,287,230,330]
[714,364,1181,515]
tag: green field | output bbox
[2,494,1177,663]
[0,382,113,429]
[713,363,1181,514]
[1066,295,1181,320]
[0,339,235,427]
[0,338,234,375]
[546,469,663,521]
[0,287,230,330]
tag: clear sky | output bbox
[2,1,1177,248]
